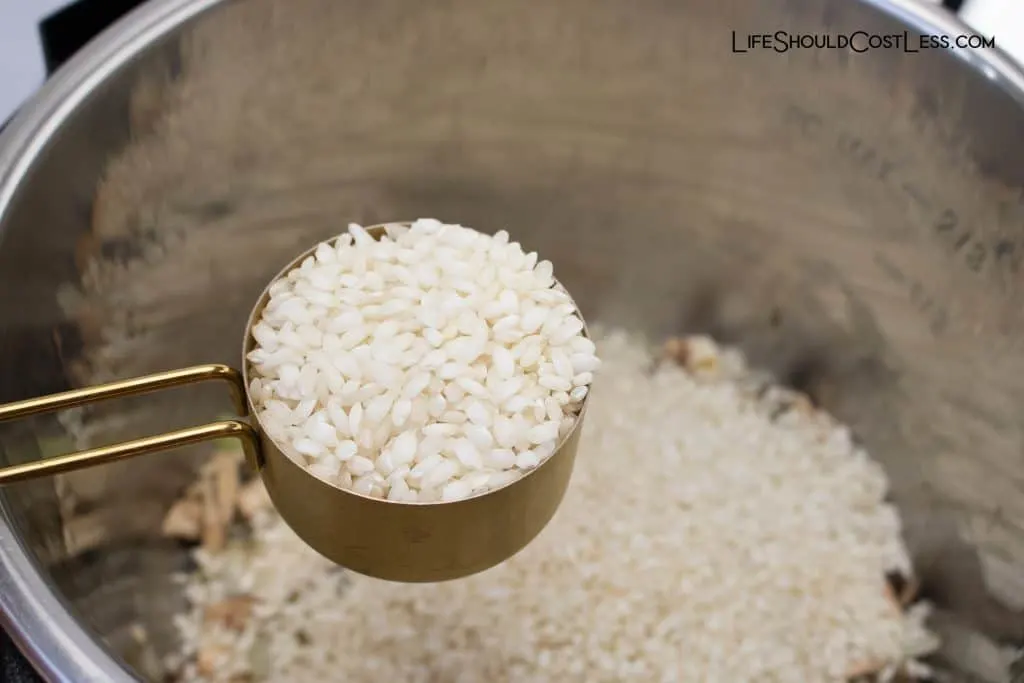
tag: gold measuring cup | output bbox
[0,223,590,583]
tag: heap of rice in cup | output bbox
[245,219,598,503]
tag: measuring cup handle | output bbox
[0,364,262,485]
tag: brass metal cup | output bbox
[0,223,590,583]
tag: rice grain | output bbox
[170,329,938,683]
[246,219,597,503]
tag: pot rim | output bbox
[0,0,1020,680]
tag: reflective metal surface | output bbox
[2,0,1024,679]
[0,365,255,485]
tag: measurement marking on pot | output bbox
[781,104,823,136]
[872,252,948,336]
[783,105,906,186]
[781,105,919,239]
[834,131,901,184]
[783,104,1024,278]
[934,208,1022,276]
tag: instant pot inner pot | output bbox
[2,0,1024,680]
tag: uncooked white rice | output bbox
[169,328,939,683]
[246,219,597,503]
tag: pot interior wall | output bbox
[2,0,1024,679]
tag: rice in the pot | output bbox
[168,329,939,683]
[246,218,596,503]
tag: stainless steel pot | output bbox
[1,0,1023,680]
